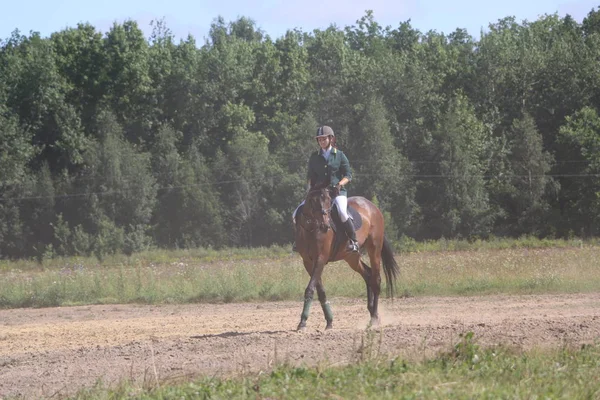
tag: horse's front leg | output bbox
[297,258,327,331]
[316,278,333,329]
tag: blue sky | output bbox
[1,0,598,42]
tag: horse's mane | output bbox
[307,181,329,194]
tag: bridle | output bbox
[298,189,334,233]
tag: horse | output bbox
[294,184,400,331]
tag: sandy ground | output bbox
[1,293,599,399]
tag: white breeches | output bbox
[334,195,350,222]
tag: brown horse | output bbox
[294,184,400,331]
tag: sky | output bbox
[1,0,598,43]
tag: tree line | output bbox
[2,9,600,260]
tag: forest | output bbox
[1,9,600,259]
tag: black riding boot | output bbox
[343,219,359,252]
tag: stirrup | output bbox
[292,242,298,252]
[347,240,359,252]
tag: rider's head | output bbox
[315,125,335,149]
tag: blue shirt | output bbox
[320,146,333,161]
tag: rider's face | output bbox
[317,136,330,149]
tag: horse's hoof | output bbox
[297,323,307,332]
[325,323,333,330]
[368,317,380,329]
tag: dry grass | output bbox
[1,244,599,308]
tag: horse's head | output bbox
[303,183,333,232]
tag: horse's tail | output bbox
[381,236,400,298]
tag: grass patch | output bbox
[1,240,600,309]
[71,339,600,399]
[396,235,597,253]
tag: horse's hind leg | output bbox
[366,242,383,327]
[359,259,374,315]
[346,253,376,322]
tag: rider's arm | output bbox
[337,153,352,188]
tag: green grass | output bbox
[396,235,598,253]
[1,239,600,309]
[71,339,600,399]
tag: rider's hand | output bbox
[333,184,342,197]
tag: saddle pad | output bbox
[296,204,362,231]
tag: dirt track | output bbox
[1,293,600,399]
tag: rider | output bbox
[293,125,359,253]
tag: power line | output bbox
[358,173,600,178]
[0,178,251,202]
[1,173,599,202]
[284,158,594,165]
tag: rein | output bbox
[298,194,334,233]
[298,212,331,233]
